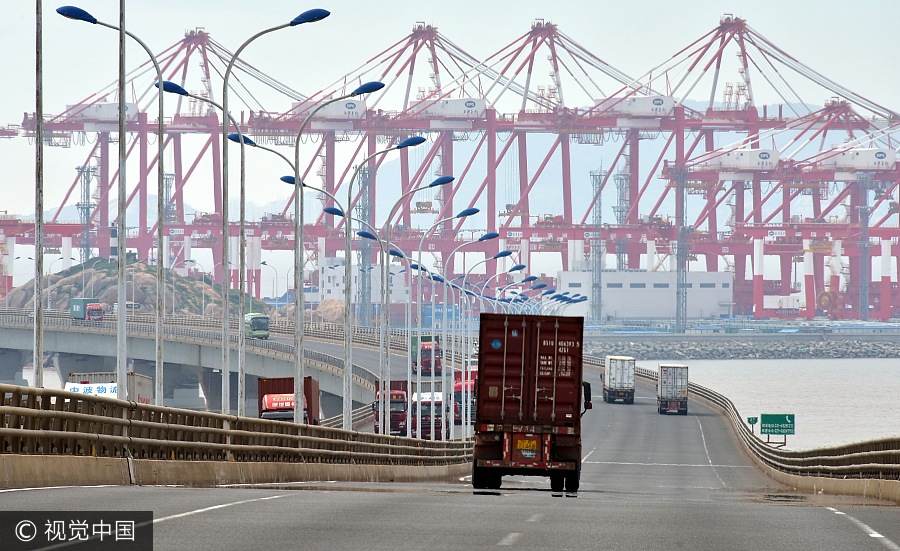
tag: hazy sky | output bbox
[2,1,898,287]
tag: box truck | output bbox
[657,363,689,415]
[65,371,152,405]
[604,355,636,404]
[472,313,592,492]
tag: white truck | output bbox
[603,355,635,404]
[657,363,689,415]
[65,371,153,405]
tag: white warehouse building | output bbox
[554,270,734,321]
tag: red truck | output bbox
[472,313,592,492]
[411,335,442,375]
[453,366,478,425]
[257,376,321,425]
[373,381,408,436]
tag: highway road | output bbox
[2,373,897,550]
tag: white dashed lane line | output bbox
[827,507,900,551]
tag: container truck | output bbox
[65,371,152,405]
[373,381,408,436]
[257,376,320,424]
[70,298,101,320]
[657,363,689,415]
[411,334,442,375]
[411,391,448,440]
[603,355,636,404]
[472,313,592,492]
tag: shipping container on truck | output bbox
[657,363,689,415]
[70,298,100,320]
[603,355,636,404]
[472,313,592,492]
[257,376,320,425]
[65,371,153,405]
[373,381,409,436]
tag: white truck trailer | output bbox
[657,363,689,415]
[603,355,635,404]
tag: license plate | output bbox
[517,439,537,451]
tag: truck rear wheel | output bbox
[564,471,579,492]
[550,474,564,492]
[472,465,488,490]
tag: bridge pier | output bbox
[0,348,30,386]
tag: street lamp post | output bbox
[231,79,384,425]
[437,232,499,437]
[378,175,455,436]
[216,8,330,416]
[46,256,75,309]
[58,5,168,404]
[412,207,479,438]
[260,261,279,316]
[333,137,429,430]
[183,259,207,316]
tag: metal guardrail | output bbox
[584,355,900,481]
[0,384,471,465]
[3,309,896,482]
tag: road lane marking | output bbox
[584,461,750,468]
[526,514,543,522]
[0,485,117,493]
[696,417,727,488]
[497,533,522,545]
[827,507,900,550]
[154,494,290,524]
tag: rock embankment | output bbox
[585,338,900,360]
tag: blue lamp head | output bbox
[431,274,445,283]
[493,250,513,260]
[542,288,556,296]
[530,283,548,291]
[290,8,330,25]
[57,6,97,24]
[521,275,538,284]
[352,81,385,96]
[479,232,500,241]
[156,81,189,96]
[397,136,427,149]
[323,206,344,217]
[389,249,406,259]
[357,230,377,241]
[509,263,526,273]
[228,133,256,146]
[429,175,454,187]
[456,207,479,218]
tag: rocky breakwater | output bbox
[585,336,900,360]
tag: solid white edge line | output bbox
[154,494,290,524]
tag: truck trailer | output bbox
[257,376,321,425]
[657,363,689,415]
[65,371,152,405]
[472,313,592,492]
[603,355,636,404]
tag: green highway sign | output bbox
[760,413,795,435]
[747,417,758,425]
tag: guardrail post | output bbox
[223,418,232,462]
